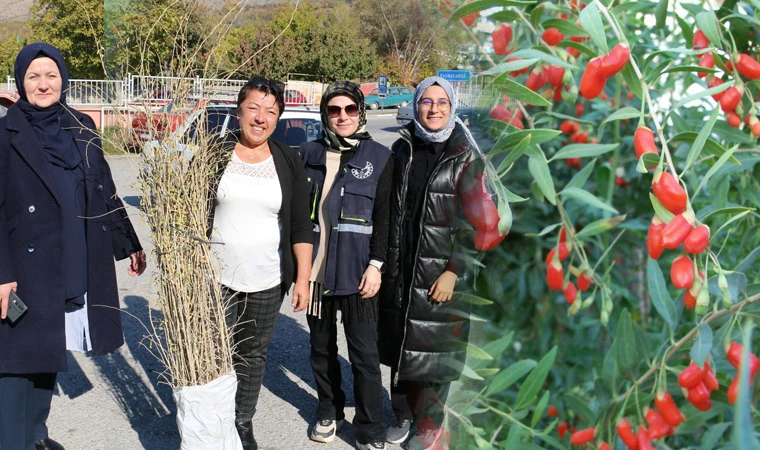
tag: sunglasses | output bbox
[326,104,360,118]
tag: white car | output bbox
[142,106,323,163]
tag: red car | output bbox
[0,91,19,118]
[131,98,234,142]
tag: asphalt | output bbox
[46,115,406,450]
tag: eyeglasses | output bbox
[326,104,360,118]
[418,98,451,110]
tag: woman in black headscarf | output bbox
[0,42,145,450]
[298,81,393,450]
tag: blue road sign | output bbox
[378,75,388,97]
[437,70,471,82]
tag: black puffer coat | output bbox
[378,121,479,383]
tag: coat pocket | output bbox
[340,182,376,223]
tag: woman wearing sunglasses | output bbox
[378,76,489,449]
[207,76,313,450]
[299,81,393,450]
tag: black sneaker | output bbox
[386,418,412,444]
[310,419,345,443]
[356,440,387,449]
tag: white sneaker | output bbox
[386,419,412,444]
[310,419,344,443]
[356,441,387,450]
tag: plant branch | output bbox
[614,292,760,404]
[592,0,679,180]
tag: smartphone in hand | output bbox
[6,291,28,323]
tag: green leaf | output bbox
[690,323,713,367]
[683,107,720,174]
[515,347,557,410]
[498,198,513,235]
[550,143,619,161]
[655,0,668,29]
[486,359,537,396]
[467,343,494,361]
[506,426,526,449]
[696,11,722,49]
[449,0,537,22]
[560,187,618,214]
[736,245,760,274]
[647,258,676,332]
[452,292,494,305]
[529,156,557,205]
[526,223,562,238]
[496,129,562,150]
[699,423,732,450]
[694,145,738,197]
[566,159,596,190]
[541,18,586,36]
[615,309,640,375]
[622,63,643,99]
[602,107,641,124]
[732,324,760,450]
[476,368,500,378]
[482,331,514,358]
[493,76,552,107]
[649,193,676,222]
[669,132,740,163]
[531,391,551,428]
[579,2,608,53]
[699,206,756,222]
[488,10,520,23]
[575,215,627,239]
[482,59,540,76]
[564,393,596,423]
[494,135,532,173]
[673,80,732,111]
[506,49,576,69]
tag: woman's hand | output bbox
[429,271,458,302]
[0,281,18,320]
[292,280,309,312]
[358,265,382,299]
[128,251,147,276]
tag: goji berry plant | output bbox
[437,0,760,448]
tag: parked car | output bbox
[0,91,19,118]
[131,98,235,143]
[365,86,414,110]
[142,106,322,163]
[396,103,413,125]
[284,89,309,106]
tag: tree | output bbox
[28,0,106,79]
[355,0,460,85]
[426,1,760,448]
[0,21,31,78]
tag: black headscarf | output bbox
[319,80,373,151]
[14,42,87,304]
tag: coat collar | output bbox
[399,121,471,163]
[5,104,61,205]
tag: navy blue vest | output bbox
[300,139,391,296]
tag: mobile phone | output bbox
[6,291,28,323]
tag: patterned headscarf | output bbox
[413,76,458,143]
[320,80,372,151]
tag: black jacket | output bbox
[206,133,313,297]
[0,104,142,373]
[378,121,479,383]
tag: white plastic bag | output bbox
[173,372,242,450]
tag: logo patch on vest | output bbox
[351,162,374,179]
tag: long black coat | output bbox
[378,122,478,383]
[0,104,142,374]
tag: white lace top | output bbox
[211,152,283,292]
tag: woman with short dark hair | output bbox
[207,75,313,450]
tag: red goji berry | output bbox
[634,126,659,159]
[547,259,564,291]
[703,361,720,391]
[734,53,760,80]
[558,421,569,439]
[577,271,593,291]
[645,407,674,439]
[671,255,695,289]
[692,29,709,49]
[616,418,638,448]
[654,391,684,427]
[542,28,564,46]
[548,405,558,417]
[647,216,666,260]
[492,23,513,56]
[569,427,595,445]
[728,375,739,404]
[652,171,687,215]
[678,362,704,389]
[637,426,655,450]
[698,53,715,78]
[684,224,710,254]
[563,281,578,304]
[597,43,630,77]
[661,214,694,249]
[687,382,710,405]
[580,57,606,100]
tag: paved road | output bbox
[47,114,406,450]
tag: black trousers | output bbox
[390,367,450,427]
[224,284,283,424]
[0,373,56,450]
[307,294,385,444]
